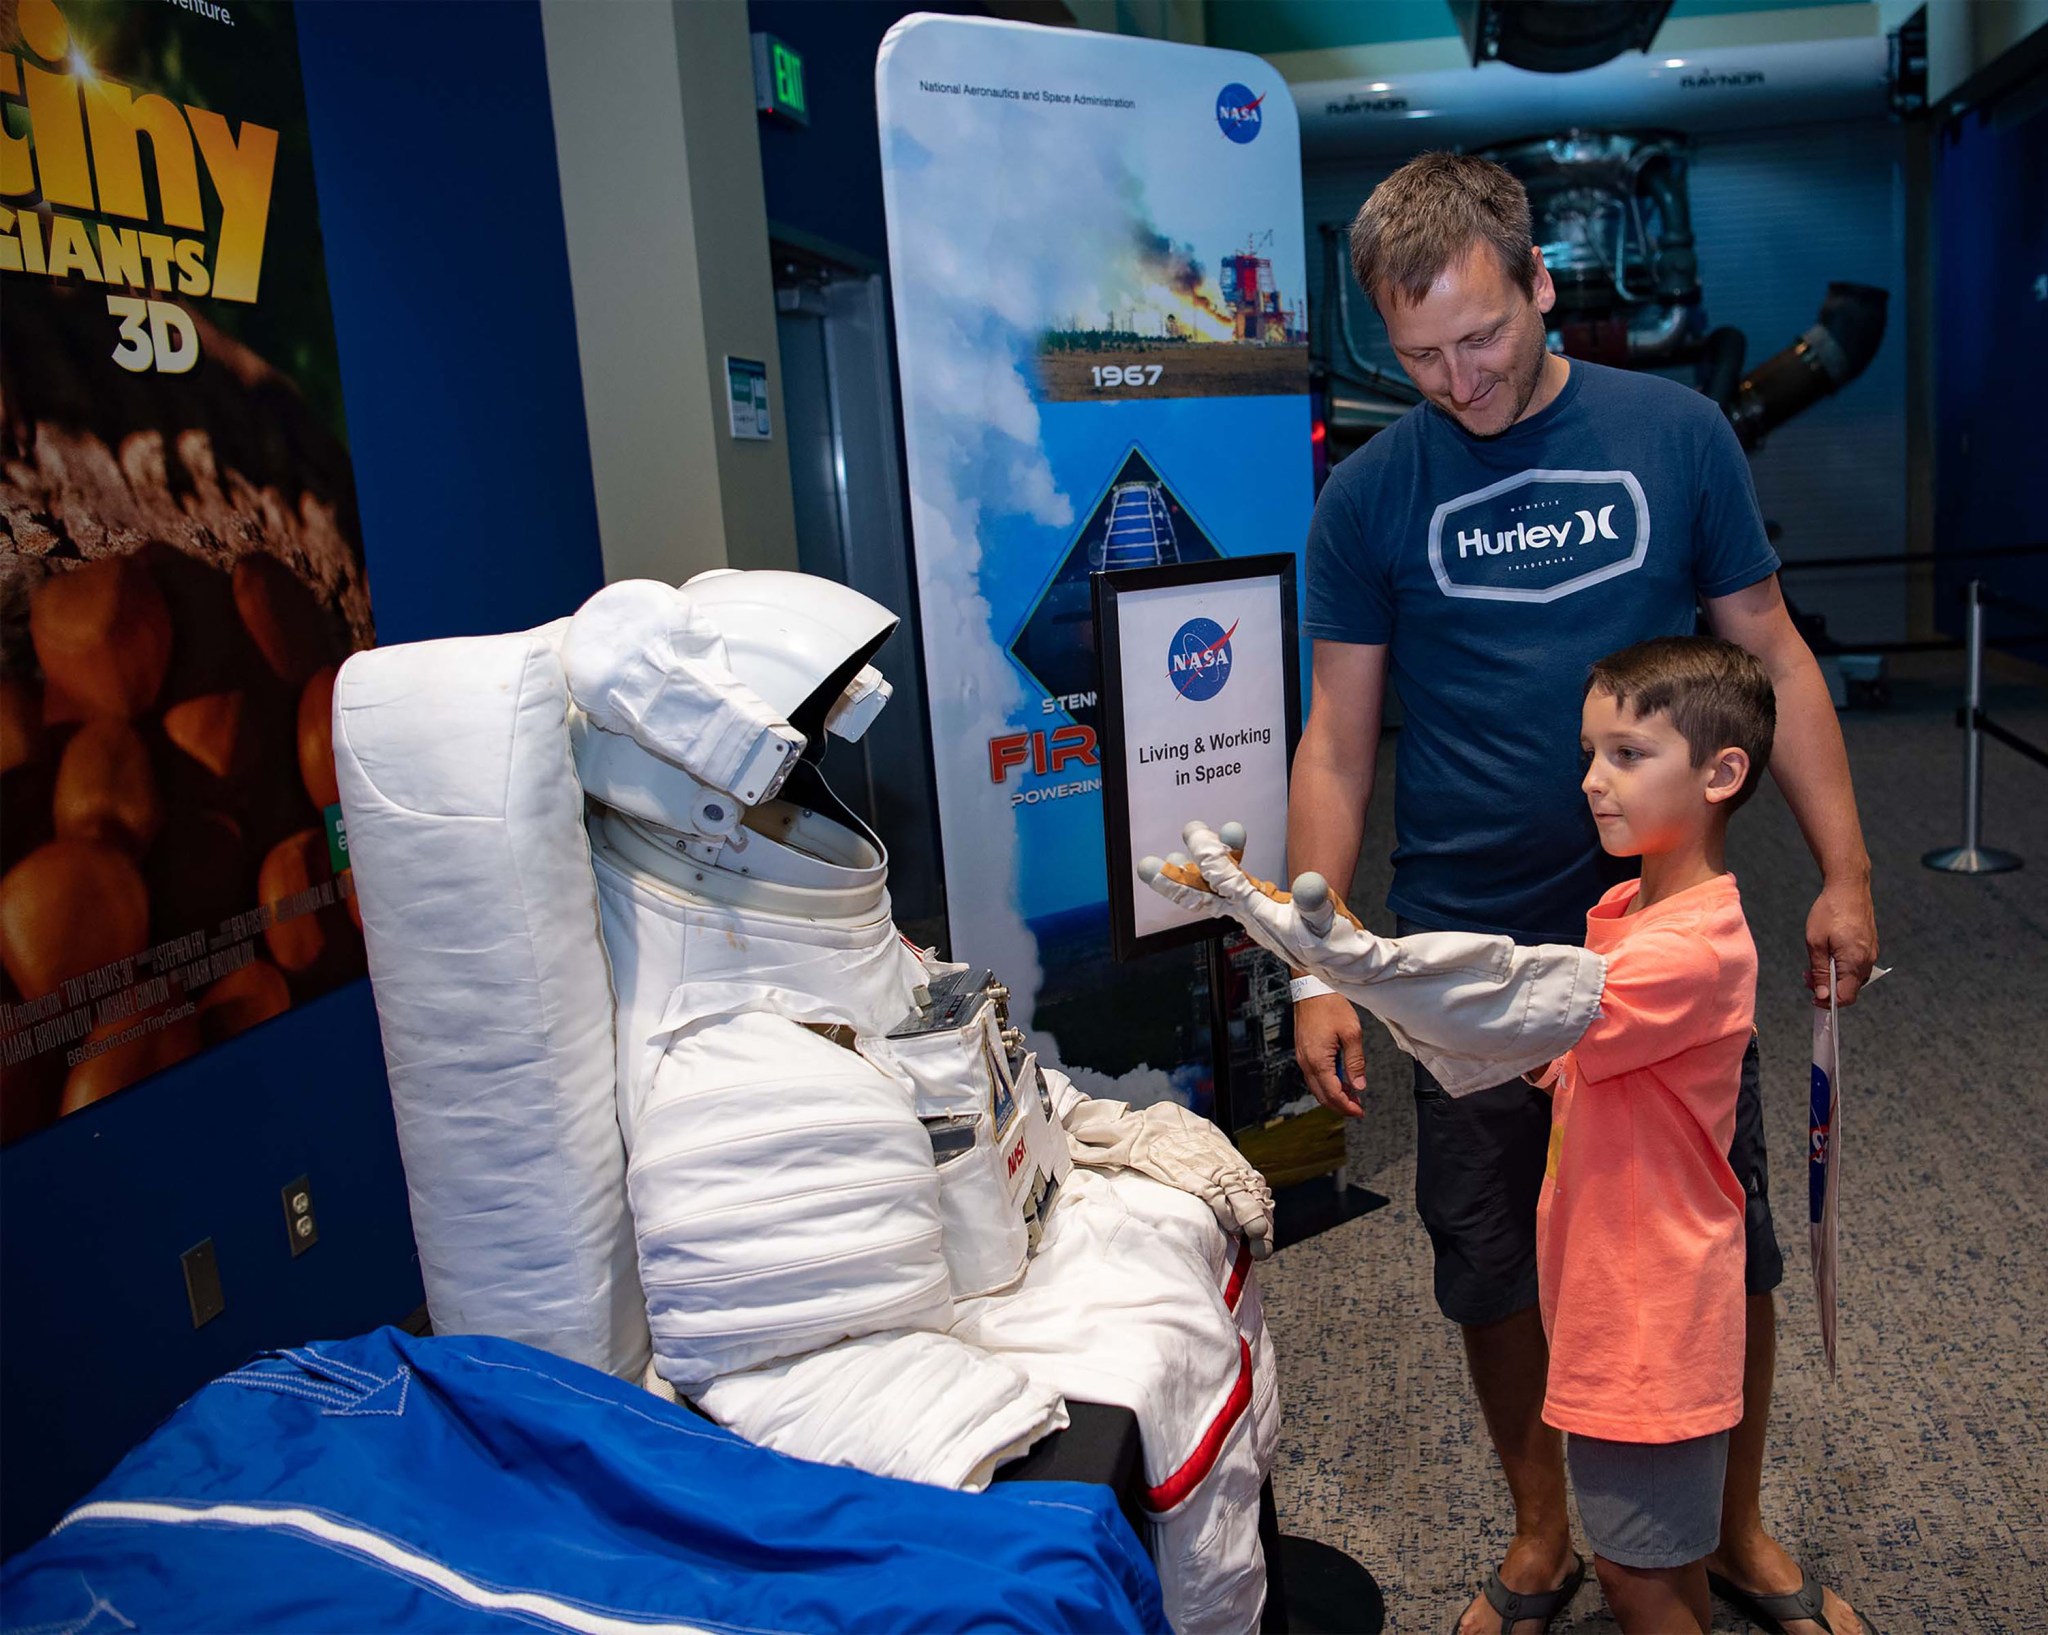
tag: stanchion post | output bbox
[1924,578,2022,874]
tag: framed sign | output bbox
[1095,555,1300,963]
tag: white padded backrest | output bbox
[334,631,650,1379]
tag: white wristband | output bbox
[1289,975,1337,1004]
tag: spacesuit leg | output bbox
[952,1165,1277,1634]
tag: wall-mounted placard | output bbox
[725,357,771,440]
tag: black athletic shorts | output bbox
[1404,932,1785,1326]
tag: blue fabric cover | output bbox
[1304,360,1780,942]
[1,1328,1164,1634]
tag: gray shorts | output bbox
[1568,1430,1730,1570]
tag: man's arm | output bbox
[1705,575,1879,1005]
[1287,640,1388,1114]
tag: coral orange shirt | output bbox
[1536,873,1756,1443]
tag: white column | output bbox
[541,0,798,584]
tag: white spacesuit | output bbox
[335,572,1279,1634]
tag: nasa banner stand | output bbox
[1096,555,1385,1634]
[877,12,1316,1130]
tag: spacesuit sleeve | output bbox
[1149,823,1608,1097]
[631,1012,956,1393]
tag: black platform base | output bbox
[1276,1534,1386,1635]
[1270,1178,1390,1252]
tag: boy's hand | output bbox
[1805,878,1879,1006]
[1295,993,1367,1117]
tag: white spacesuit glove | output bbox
[1062,1098,1275,1260]
[1140,821,1608,1097]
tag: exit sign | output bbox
[751,33,808,127]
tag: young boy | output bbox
[1135,634,1779,1630]
[1532,634,1776,1634]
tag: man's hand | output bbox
[1806,876,1879,1006]
[1295,992,1367,1117]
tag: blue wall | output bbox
[305,4,607,640]
[0,0,605,1555]
[1935,97,2048,641]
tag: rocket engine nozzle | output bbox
[1728,282,1889,450]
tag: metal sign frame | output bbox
[1093,553,1301,964]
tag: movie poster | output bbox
[0,0,370,1143]
[877,17,1322,1158]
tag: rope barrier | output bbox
[1974,711,2048,775]
[1775,565,2048,656]
[1776,542,2048,573]
[1978,584,2048,631]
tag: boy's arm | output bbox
[1567,928,1726,1084]
[1524,1059,1564,1092]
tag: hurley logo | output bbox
[1452,504,1621,559]
[1428,470,1649,603]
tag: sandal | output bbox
[1455,1553,1585,1633]
[1707,1565,1867,1634]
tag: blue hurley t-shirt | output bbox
[1305,360,1779,942]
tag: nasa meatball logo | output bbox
[1168,617,1235,701]
[1428,469,1651,604]
[1215,83,1264,143]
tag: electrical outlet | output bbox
[282,1175,318,1257]
[182,1239,225,1328]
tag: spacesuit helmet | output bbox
[679,570,897,749]
[563,570,897,872]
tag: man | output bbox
[1292,153,1877,1635]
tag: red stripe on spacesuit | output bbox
[1143,1336,1252,1514]
[1222,1237,1252,1313]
